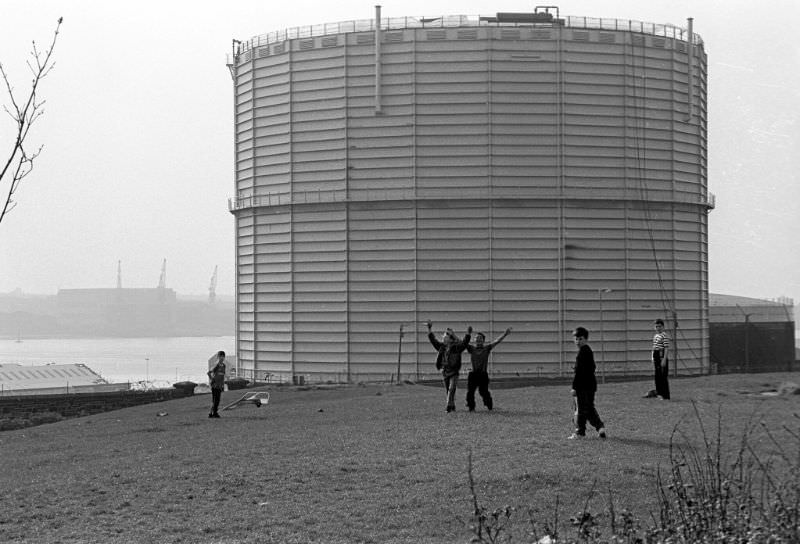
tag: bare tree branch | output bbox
[0,16,63,226]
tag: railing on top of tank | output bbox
[233,14,702,59]
[228,188,716,211]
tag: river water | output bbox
[0,336,235,385]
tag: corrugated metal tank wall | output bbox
[230,18,710,382]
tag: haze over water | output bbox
[0,336,234,384]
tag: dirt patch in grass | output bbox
[0,372,798,543]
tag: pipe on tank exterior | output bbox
[687,17,694,121]
[375,5,382,114]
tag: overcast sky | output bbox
[1,0,798,303]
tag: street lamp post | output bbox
[735,304,755,374]
[743,313,751,373]
[396,324,404,383]
[598,288,612,383]
[145,357,150,384]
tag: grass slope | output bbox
[0,373,798,543]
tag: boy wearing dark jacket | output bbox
[427,320,471,412]
[569,327,606,439]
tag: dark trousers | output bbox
[211,388,222,414]
[466,370,492,410]
[575,389,604,435]
[653,350,671,399]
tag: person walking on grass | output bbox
[465,327,512,411]
[651,318,671,400]
[207,350,226,418]
[426,320,471,413]
[569,327,606,440]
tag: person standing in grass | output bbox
[651,318,671,400]
[207,350,226,418]
[426,320,472,413]
[464,327,512,411]
[569,327,606,440]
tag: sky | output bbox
[0,0,798,302]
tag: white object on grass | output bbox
[221,391,270,411]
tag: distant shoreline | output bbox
[1,333,233,341]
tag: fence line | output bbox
[229,366,682,386]
[234,13,701,57]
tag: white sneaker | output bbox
[567,432,585,440]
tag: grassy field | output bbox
[0,372,798,543]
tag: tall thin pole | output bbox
[744,314,750,373]
[736,304,754,373]
[598,288,611,383]
[396,324,404,383]
[599,292,604,383]
[672,310,679,377]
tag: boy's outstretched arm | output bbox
[488,327,512,348]
[455,326,472,350]
[426,320,442,349]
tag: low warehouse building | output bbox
[709,294,795,374]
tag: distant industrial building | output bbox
[53,288,234,338]
[0,289,233,339]
[229,8,711,381]
[0,260,233,339]
[57,288,177,337]
[709,294,795,374]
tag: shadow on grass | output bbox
[607,435,670,449]
[460,408,540,418]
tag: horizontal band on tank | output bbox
[228,189,715,212]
